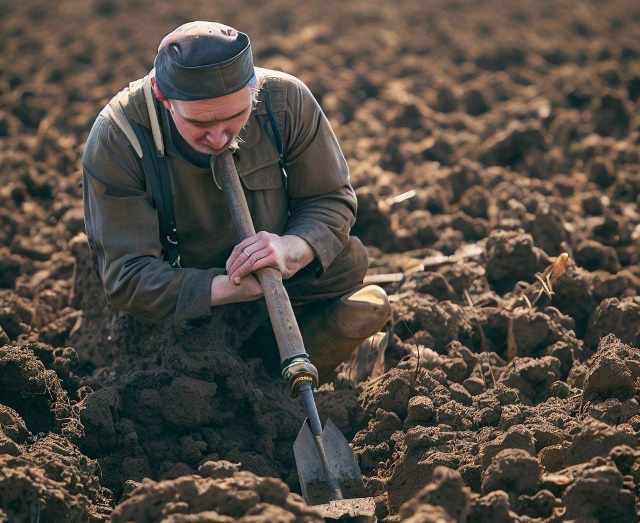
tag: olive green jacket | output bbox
[82,68,356,327]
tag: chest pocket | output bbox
[239,160,283,190]
[234,116,285,191]
[238,155,289,235]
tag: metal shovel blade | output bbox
[294,417,368,506]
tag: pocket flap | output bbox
[239,161,283,190]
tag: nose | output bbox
[204,128,230,150]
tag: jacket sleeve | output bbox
[280,76,358,272]
[82,115,222,328]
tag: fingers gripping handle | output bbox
[212,152,318,392]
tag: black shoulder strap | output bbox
[258,89,286,175]
[129,119,181,268]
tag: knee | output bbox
[333,284,391,339]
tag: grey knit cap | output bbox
[154,21,255,100]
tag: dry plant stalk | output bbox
[506,253,574,361]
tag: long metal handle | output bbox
[212,151,308,364]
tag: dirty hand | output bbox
[226,231,315,284]
[210,273,263,306]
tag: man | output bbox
[82,21,390,379]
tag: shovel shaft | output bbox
[300,383,323,436]
[213,152,308,364]
[300,384,343,501]
[214,151,353,506]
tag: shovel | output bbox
[213,151,375,521]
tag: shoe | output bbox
[298,285,391,382]
[335,328,390,387]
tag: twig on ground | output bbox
[507,253,574,312]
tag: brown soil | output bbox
[1,0,640,521]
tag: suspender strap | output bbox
[259,90,286,174]
[142,77,165,156]
[102,102,143,157]
[129,119,181,268]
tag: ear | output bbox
[151,78,171,109]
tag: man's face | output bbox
[161,87,253,155]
